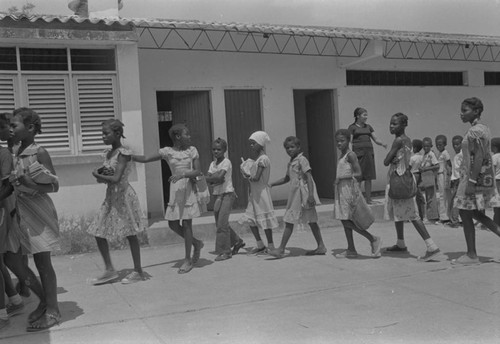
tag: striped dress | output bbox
[13,143,60,254]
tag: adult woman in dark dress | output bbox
[348,107,387,204]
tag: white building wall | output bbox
[138,47,500,218]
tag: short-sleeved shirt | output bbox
[421,151,439,168]
[493,153,500,180]
[436,149,450,174]
[409,153,423,173]
[451,151,463,181]
[208,158,234,195]
[348,123,374,150]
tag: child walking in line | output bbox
[268,136,326,258]
[332,130,381,258]
[435,135,452,224]
[0,113,27,326]
[383,113,441,261]
[88,119,146,285]
[491,137,500,226]
[447,135,463,228]
[420,137,440,224]
[239,131,278,254]
[133,124,204,274]
[9,108,61,331]
[205,138,245,261]
[410,139,425,221]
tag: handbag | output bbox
[351,181,374,230]
[420,170,435,188]
[388,168,417,200]
[474,139,495,192]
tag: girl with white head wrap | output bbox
[239,130,278,253]
[249,131,271,148]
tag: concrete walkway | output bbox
[2,214,500,344]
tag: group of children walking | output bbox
[3,96,500,332]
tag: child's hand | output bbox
[391,156,400,164]
[92,169,105,183]
[307,195,316,208]
[169,175,184,183]
[17,172,36,188]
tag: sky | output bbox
[2,0,500,36]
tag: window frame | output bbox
[0,46,120,157]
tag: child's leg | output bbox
[126,235,143,273]
[415,188,425,221]
[1,254,18,297]
[341,220,357,252]
[95,237,114,271]
[33,252,59,316]
[276,222,294,253]
[264,228,274,248]
[181,220,193,262]
[474,209,500,237]
[493,207,500,227]
[169,220,203,250]
[364,180,372,203]
[4,251,45,321]
[308,222,326,252]
[437,174,449,222]
[425,186,439,221]
[250,225,262,243]
[459,209,477,258]
[214,194,233,256]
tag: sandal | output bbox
[26,312,61,332]
[384,245,408,253]
[178,262,193,274]
[28,305,46,324]
[336,250,358,259]
[305,248,327,256]
[267,248,285,259]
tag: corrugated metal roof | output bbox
[2,13,500,46]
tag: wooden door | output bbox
[225,90,263,208]
[171,91,213,175]
[305,90,336,198]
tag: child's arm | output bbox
[269,174,290,187]
[304,170,316,207]
[132,152,162,163]
[92,153,129,184]
[17,147,59,193]
[249,165,264,182]
[384,138,403,166]
[205,170,226,185]
[0,178,13,201]
[346,151,362,181]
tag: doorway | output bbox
[224,89,263,208]
[293,89,336,199]
[156,91,213,208]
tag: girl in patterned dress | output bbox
[333,129,381,258]
[268,136,326,258]
[383,113,441,262]
[133,124,204,274]
[88,119,146,285]
[239,131,278,254]
[452,98,500,265]
[9,108,61,331]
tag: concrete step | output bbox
[147,198,386,246]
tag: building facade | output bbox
[1,14,500,220]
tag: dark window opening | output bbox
[20,48,68,71]
[0,47,17,71]
[485,72,500,85]
[346,70,464,86]
[71,49,116,71]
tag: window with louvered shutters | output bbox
[0,75,17,113]
[74,75,118,153]
[22,75,72,153]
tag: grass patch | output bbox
[55,216,149,256]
